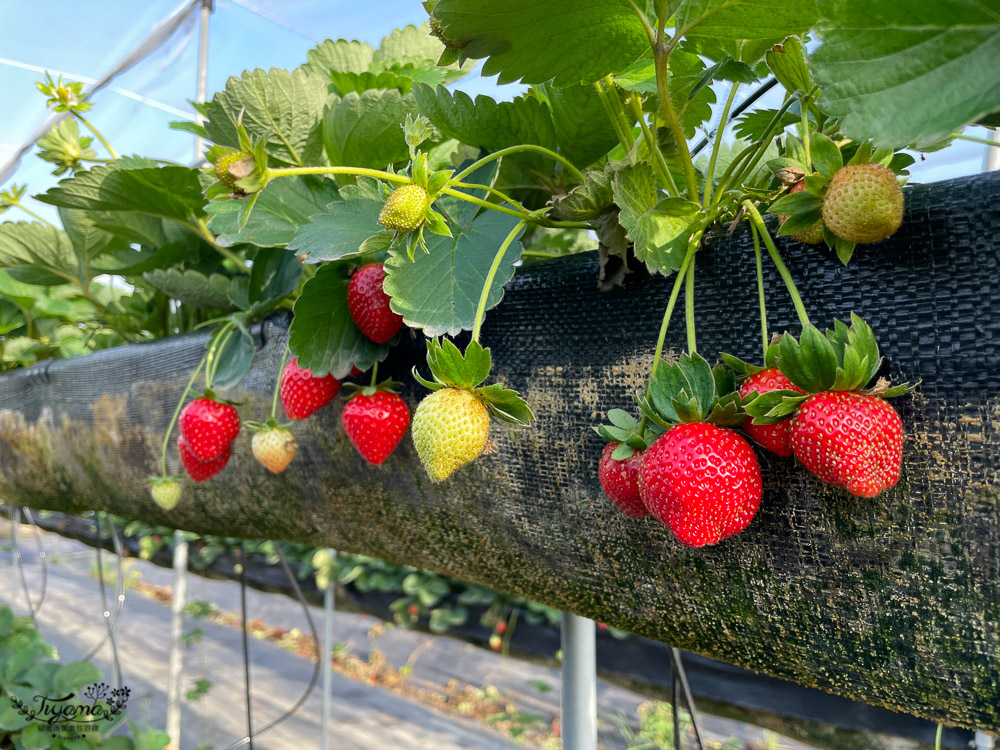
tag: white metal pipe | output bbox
[976,731,996,750]
[986,128,1000,173]
[165,531,189,748]
[321,549,336,750]
[193,0,212,161]
[560,612,597,750]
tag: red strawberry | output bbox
[342,390,410,465]
[639,423,762,547]
[347,263,404,344]
[738,369,806,457]
[790,391,902,497]
[178,435,231,482]
[178,397,240,462]
[597,443,648,519]
[280,358,340,420]
[350,366,363,376]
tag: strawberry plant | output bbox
[0,5,997,533]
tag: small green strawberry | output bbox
[821,163,904,244]
[149,478,182,510]
[214,151,252,192]
[379,184,430,232]
[412,388,491,482]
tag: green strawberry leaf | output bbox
[719,352,764,377]
[330,70,415,95]
[475,383,534,426]
[532,82,622,169]
[607,408,640,430]
[610,442,636,460]
[229,247,301,312]
[382,209,524,337]
[209,324,255,390]
[0,222,82,288]
[302,38,374,78]
[37,163,206,226]
[810,0,1000,148]
[880,382,917,399]
[143,268,236,309]
[323,89,420,168]
[206,176,340,247]
[678,351,717,419]
[674,0,820,42]
[550,163,618,221]
[809,132,843,178]
[287,199,385,263]
[203,67,329,167]
[432,0,649,86]
[613,163,702,276]
[734,108,799,142]
[289,263,391,378]
[848,141,874,166]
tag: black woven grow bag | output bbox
[1,170,998,731]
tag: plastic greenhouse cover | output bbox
[0,0,995,224]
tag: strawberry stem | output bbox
[594,77,634,154]
[800,94,813,172]
[471,220,527,343]
[743,201,811,329]
[651,231,700,378]
[750,222,769,359]
[160,358,206,477]
[451,145,586,184]
[684,255,697,354]
[626,91,679,196]
[703,82,740,207]
[204,321,236,390]
[71,111,118,160]
[370,361,378,388]
[270,342,291,421]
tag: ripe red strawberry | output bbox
[280,358,340,420]
[790,391,902,497]
[342,390,410,465]
[639,423,762,547]
[178,435,231,482]
[738,369,806,457]
[178,397,240,462]
[597,443,648,519]
[347,263,404,344]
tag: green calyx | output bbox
[412,338,533,426]
[593,409,659,458]
[638,351,749,430]
[205,121,269,201]
[245,417,292,432]
[342,378,401,398]
[744,314,916,425]
[720,338,781,380]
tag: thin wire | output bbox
[670,647,706,750]
[7,505,37,624]
[83,513,125,691]
[222,544,323,749]
[222,0,320,43]
[689,77,779,159]
[238,541,255,750]
[21,508,48,617]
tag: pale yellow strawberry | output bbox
[378,184,430,232]
[150,480,182,510]
[411,388,490,482]
[252,428,298,473]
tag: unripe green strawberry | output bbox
[378,184,430,232]
[252,427,298,474]
[150,479,182,510]
[411,388,490,482]
[821,163,904,244]
[215,151,252,191]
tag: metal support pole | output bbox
[976,732,996,750]
[986,128,1000,173]
[560,612,597,750]
[166,531,189,748]
[321,549,336,750]
[193,0,213,161]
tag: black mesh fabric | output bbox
[1,171,998,730]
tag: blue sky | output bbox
[0,0,993,224]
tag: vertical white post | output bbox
[321,549,336,750]
[986,128,1000,173]
[166,6,210,747]
[976,732,996,750]
[166,531,189,748]
[560,612,597,750]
